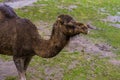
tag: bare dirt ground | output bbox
[102,13,120,28]
[0,0,120,80]
[0,0,37,9]
[0,60,17,80]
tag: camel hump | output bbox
[0,4,18,19]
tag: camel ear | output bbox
[57,18,64,25]
[57,18,62,21]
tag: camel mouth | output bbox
[84,30,89,34]
[81,31,88,35]
[86,29,90,34]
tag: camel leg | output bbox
[13,56,26,80]
[24,56,33,71]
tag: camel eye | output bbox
[82,27,85,29]
[82,27,87,30]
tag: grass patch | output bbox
[5,76,17,80]
[15,0,120,50]
[15,0,100,22]
[0,0,3,2]
[0,0,120,80]
[15,0,120,21]
[63,54,120,80]
[0,55,12,61]
[27,52,120,80]
[90,21,120,48]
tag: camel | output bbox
[0,4,89,80]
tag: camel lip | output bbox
[87,30,90,34]
[84,33,88,35]
[85,30,89,34]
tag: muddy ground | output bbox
[0,0,120,80]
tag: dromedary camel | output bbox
[0,4,89,80]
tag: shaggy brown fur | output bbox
[0,5,88,80]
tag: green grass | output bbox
[63,54,120,80]
[0,55,12,61]
[1,0,120,80]
[3,52,120,80]
[5,76,17,80]
[15,0,120,48]
[27,52,120,80]
[15,0,120,79]
[16,0,100,22]
[90,21,120,48]
[0,0,3,2]
[15,0,120,21]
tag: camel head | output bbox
[56,14,89,37]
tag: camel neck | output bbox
[34,24,70,58]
